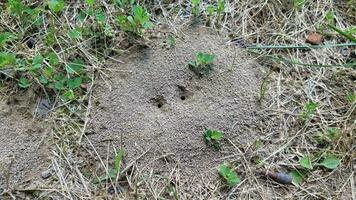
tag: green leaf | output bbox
[68,29,81,40]
[66,59,84,74]
[114,149,124,172]
[218,164,240,186]
[55,80,65,90]
[7,0,25,16]
[47,0,65,13]
[346,92,356,103]
[326,128,339,140]
[62,90,75,100]
[85,0,94,7]
[39,75,49,85]
[325,10,334,24]
[67,77,82,89]
[207,5,215,16]
[0,32,16,46]
[320,155,340,170]
[29,55,44,71]
[217,0,225,14]
[97,149,125,183]
[299,155,313,170]
[196,52,215,66]
[293,0,305,8]
[18,77,31,88]
[203,129,223,149]
[95,9,106,24]
[0,52,16,68]
[290,170,303,186]
[47,52,59,66]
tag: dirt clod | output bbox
[306,32,323,45]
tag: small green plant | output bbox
[293,0,305,8]
[189,52,216,77]
[191,0,201,16]
[218,164,240,186]
[203,129,223,149]
[167,34,176,48]
[300,101,319,121]
[322,10,356,42]
[116,5,153,37]
[289,170,304,186]
[98,149,124,182]
[217,0,225,16]
[299,155,313,170]
[315,127,340,144]
[320,154,340,170]
[47,0,65,13]
[346,92,356,103]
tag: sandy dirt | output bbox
[85,26,263,197]
[0,90,50,195]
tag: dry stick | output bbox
[120,148,151,175]
[226,138,266,200]
[351,173,355,200]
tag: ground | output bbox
[0,1,355,200]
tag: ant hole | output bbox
[180,96,186,101]
[157,103,163,108]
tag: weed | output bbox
[315,127,340,144]
[116,5,153,37]
[217,0,225,15]
[320,154,340,170]
[293,0,305,8]
[289,170,304,186]
[322,10,356,42]
[47,0,65,13]
[300,101,319,121]
[189,52,216,77]
[167,34,176,48]
[207,5,215,16]
[203,129,223,149]
[97,149,124,183]
[346,92,355,103]
[299,155,313,170]
[191,0,201,16]
[218,164,240,186]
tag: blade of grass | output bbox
[327,24,356,43]
[245,43,356,50]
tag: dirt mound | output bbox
[86,26,263,197]
[0,91,50,194]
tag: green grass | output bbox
[189,52,216,77]
[0,0,152,102]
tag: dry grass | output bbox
[1,0,355,199]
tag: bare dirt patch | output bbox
[0,90,51,196]
[85,26,263,198]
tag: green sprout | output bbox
[116,5,153,37]
[191,0,201,16]
[203,129,223,149]
[189,52,216,77]
[300,101,319,121]
[218,164,240,186]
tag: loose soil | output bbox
[85,26,263,197]
[0,90,50,194]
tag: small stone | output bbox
[306,32,323,45]
[41,169,52,179]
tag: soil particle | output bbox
[86,26,263,195]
